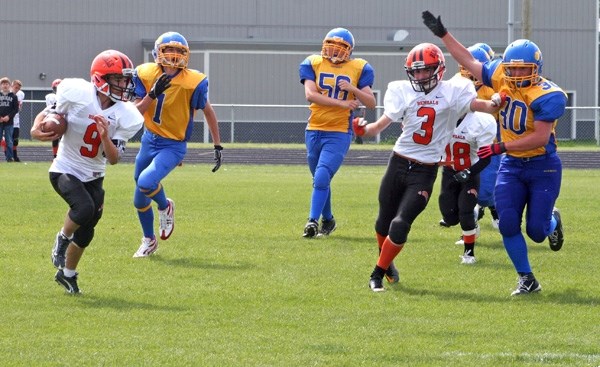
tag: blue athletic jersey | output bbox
[481,59,567,158]
[299,55,374,132]
[134,63,208,141]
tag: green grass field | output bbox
[1,162,599,366]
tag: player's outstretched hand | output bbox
[212,145,223,172]
[352,117,368,137]
[477,143,506,159]
[148,73,171,99]
[422,11,448,38]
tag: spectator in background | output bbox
[45,78,62,158]
[10,80,24,162]
[0,77,19,162]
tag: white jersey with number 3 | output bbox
[50,78,143,182]
[384,74,476,164]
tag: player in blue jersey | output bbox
[424,11,566,296]
[299,28,376,238]
[132,31,222,258]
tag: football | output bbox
[42,113,68,137]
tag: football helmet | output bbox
[472,42,495,59]
[502,39,543,89]
[460,45,491,86]
[153,31,190,69]
[51,79,62,93]
[90,49,136,102]
[405,43,446,93]
[321,28,354,64]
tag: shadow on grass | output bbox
[149,255,255,271]
[77,295,185,311]
[391,283,600,305]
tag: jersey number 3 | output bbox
[413,106,436,145]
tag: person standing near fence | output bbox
[10,80,24,162]
[45,79,63,158]
[423,10,566,296]
[132,31,223,258]
[299,27,376,238]
[0,77,19,162]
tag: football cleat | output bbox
[384,262,400,283]
[318,217,337,236]
[511,274,542,296]
[303,219,319,238]
[158,198,175,240]
[51,231,71,269]
[55,269,80,294]
[548,207,564,251]
[439,219,451,227]
[460,254,477,265]
[133,237,158,258]
[491,218,500,230]
[369,276,385,292]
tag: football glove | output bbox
[491,92,507,107]
[148,73,171,100]
[352,117,368,137]
[422,11,448,38]
[212,145,223,172]
[453,169,471,183]
[477,143,506,159]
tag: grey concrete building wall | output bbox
[0,0,596,127]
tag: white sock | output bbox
[60,229,74,240]
[63,268,77,277]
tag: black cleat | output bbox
[548,207,564,251]
[511,274,541,296]
[302,219,319,238]
[439,219,451,227]
[51,232,70,269]
[55,269,80,294]
[319,217,337,236]
[384,262,400,283]
[369,276,385,292]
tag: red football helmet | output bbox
[51,78,62,93]
[405,43,446,93]
[90,50,135,102]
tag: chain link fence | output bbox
[16,100,600,145]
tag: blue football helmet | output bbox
[472,42,495,59]
[502,39,543,89]
[460,45,491,86]
[321,28,354,64]
[153,32,190,69]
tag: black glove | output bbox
[148,73,171,99]
[212,145,223,172]
[453,169,471,183]
[422,11,448,38]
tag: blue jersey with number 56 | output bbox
[299,55,374,133]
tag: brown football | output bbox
[42,113,68,137]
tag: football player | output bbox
[31,50,144,294]
[132,31,222,257]
[299,27,376,239]
[353,43,502,292]
[424,10,567,295]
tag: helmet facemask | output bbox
[322,40,352,64]
[95,69,136,102]
[504,63,539,89]
[156,44,189,69]
[406,64,444,93]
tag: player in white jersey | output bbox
[438,111,496,264]
[31,50,144,294]
[352,43,503,292]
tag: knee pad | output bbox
[313,167,332,190]
[73,227,94,248]
[441,211,459,227]
[69,201,96,226]
[388,218,411,244]
[498,208,521,237]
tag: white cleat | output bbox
[491,218,500,230]
[460,255,477,264]
[133,237,158,258]
[158,198,175,240]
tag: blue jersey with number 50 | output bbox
[299,55,374,133]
